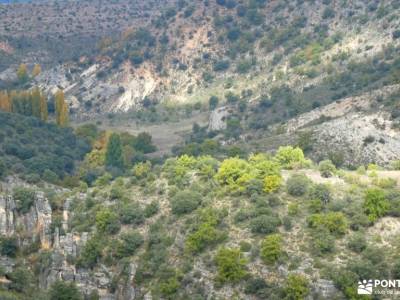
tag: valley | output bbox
[0,0,399,299]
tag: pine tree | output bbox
[55,90,69,127]
[105,133,124,169]
[32,64,41,77]
[0,91,11,112]
[17,64,28,84]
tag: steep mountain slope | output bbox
[1,0,399,118]
[1,2,400,299]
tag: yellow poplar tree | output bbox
[55,90,69,126]
[17,63,28,83]
[0,91,11,112]
[31,87,42,119]
[40,91,48,121]
[32,64,41,77]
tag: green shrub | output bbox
[275,146,308,169]
[244,277,269,295]
[49,280,82,300]
[215,157,252,192]
[116,231,144,258]
[286,174,310,196]
[310,184,331,204]
[260,234,283,264]
[8,267,34,294]
[250,215,281,234]
[120,203,145,225]
[78,236,103,268]
[13,187,36,214]
[95,208,120,234]
[311,229,335,255]
[318,160,336,178]
[263,175,283,193]
[347,233,367,253]
[144,201,159,218]
[363,188,389,222]
[307,212,348,236]
[0,235,18,257]
[209,96,219,110]
[322,7,335,19]
[215,248,247,283]
[185,209,226,253]
[284,274,310,300]
[170,190,201,215]
[0,159,5,178]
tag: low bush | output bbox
[260,234,283,264]
[286,174,310,196]
[170,190,202,215]
[215,248,247,283]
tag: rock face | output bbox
[313,111,400,166]
[311,279,339,299]
[0,191,137,300]
[208,106,230,131]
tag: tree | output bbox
[318,160,336,178]
[116,231,144,258]
[364,188,389,222]
[0,235,18,257]
[209,96,219,110]
[275,146,308,169]
[32,64,41,77]
[284,274,310,300]
[132,132,156,153]
[105,133,124,169]
[170,190,202,215]
[215,247,247,283]
[260,234,283,264]
[39,89,48,121]
[286,174,310,196]
[55,90,69,126]
[17,64,28,84]
[95,207,120,234]
[0,91,11,112]
[215,157,253,192]
[49,280,82,300]
[31,87,42,119]
[0,159,5,178]
[263,175,282,193]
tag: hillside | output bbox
[1,0,400,299]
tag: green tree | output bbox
[260,234,283,264]
[105,133,124,169]
[215,247,247,283]
[49,280,82,300]
[170,190,202,215]
[209,96,219,110]
[78,236,103,268]
[0,235,18,257]
[284,274,310,300]
[363,188,389,222]
[275,146,308,169]
[286,174,310,196]
[95,207,120,234]
[0,159,5,178]
[54,90,69,126]
[215,157,253,192]
[17,64,29,84]
[318,160,336,178]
